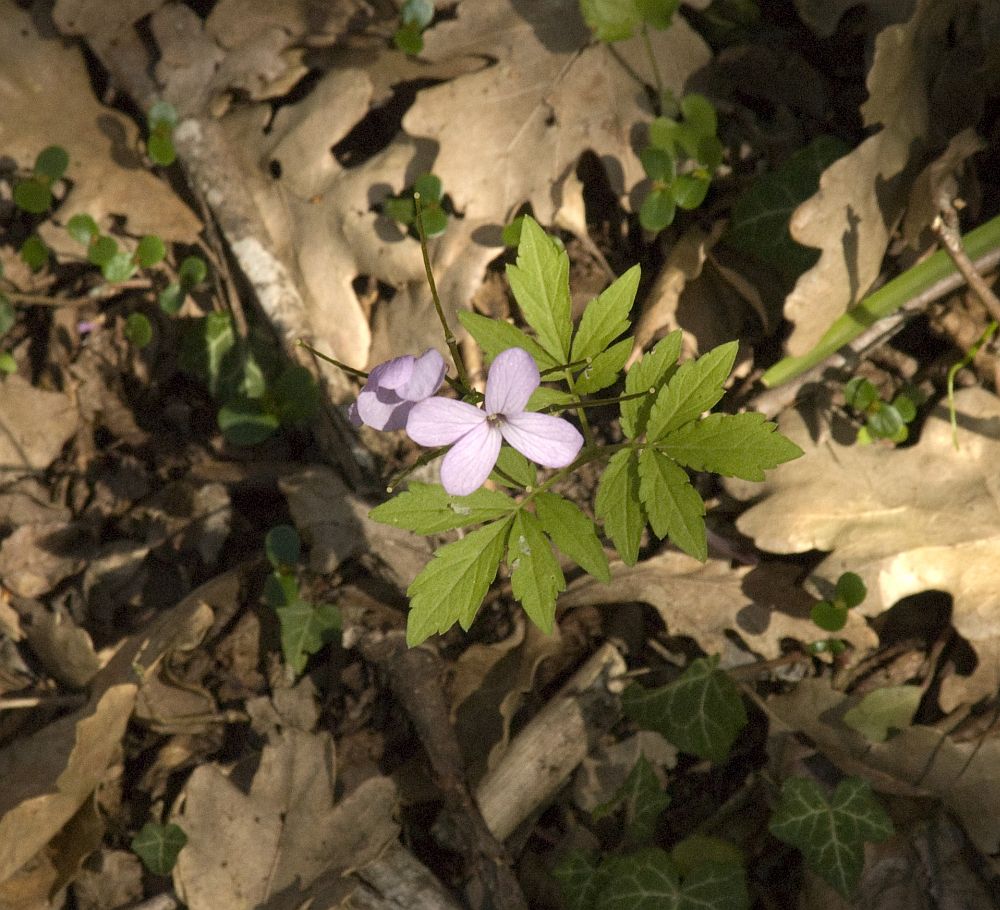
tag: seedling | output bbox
[67,213,167,282]
[383,173,448,237]
[13,145,69,214]
[844,376,918,444]
[131,821,187,875]
[394,0,434,54]
[809,571,865,656]
[147,100,179,166]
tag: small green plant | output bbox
[639,94,722,231]
[159,254,208,314]
[394,0,434,54]
[19,234,49,271]
[843,376,918,444]
[13,145,69,214]
[383,173,448,237]
[579,0,680,43]
[131,821,187,875]
[147,100,179,166]
[67,213,166,282]
[808,571,865,656]
[263,525,341,676]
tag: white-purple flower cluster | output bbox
[352,347,583,495]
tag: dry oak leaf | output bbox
[731,387,1000,711]
[561,551,877,661]
[782,0,970,356]
[405,0,711,224]
[0,1,200,250]
[0,376,79,484]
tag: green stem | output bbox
[414,192,471,391]
[296,338,368,380]
[947,320,998,449]
[563,367,594,446]
[640,24,665,113]
[761,214,1000,388]
[540,388,652,413]
[540,357,591,377]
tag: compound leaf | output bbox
[370,482,516,534]
[572,264,640,361]
[535,491,610,582]
[457,310,556,369]
[575,337,633,395]
[646,342,738,442]
[637,448,706,561]
[595,449,643,566]
[508,510,565,633]
[622,330,682,438]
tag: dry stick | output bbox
[358,631,530,910]
[933,202,1000,323]
[2,279,152,308]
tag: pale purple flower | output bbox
[407,347,584,496]
[350,348,447,431]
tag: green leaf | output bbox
[66,213,99,244]
[597,849,748,910]
[640,146,675,182]
[572,265,640,361]
[580,0,641,41]
[125,312,153,348]
[0,297,16,338]
[844,376,877,411]
[649,116,681,152]
[535,491,610,582]
[271,364,321,424]
[131,822,187,876]
[726,135,850,281]
[670,836,744,877]
[218,397,280,445]
[624,656,747,762]
[13,179,51,214]
[637,449,706,561]
[527,386,575,411]
[179,255,208,288]
[384,195,415,224]
[673,174,710,211]
[506,216,572,361]
[159,283,184,314]
[401,0,434,27]
[263,571,298,609]
[136,235,166,267]
[810,600,848,632]
[406,517,513,644]
[88,234,118,267]
[834,571,866,609]
[276,592,341,674]
[394,22,424,54]
[265,525,301,570]
[493,445,537,488]
[893,392,917,423]
[20,235,49,271]
[147,132,176,166]
[553,850,601,910]
[457,310,556,369]
[34,145,69,180]
[147,100,179,130]
[621,330,682,438]
[640,187,676,232]
[370,482,516,533]
[680,94,717,138]
[508,510,565,633]
[658,412,804,481]
[595,449,643,566]
[593,754,669,844]
[646,341,738,441]
[574,337,633,395]
[502,215,525,247]
[103,251,137,282]
[843,685,921,743]
[179,311,235,396]
[636,0,679,30]
[417,205,448,237]
[413,173,442,202]
[769,777,893,898]
[867,403,904,439]
[0,352,16,374]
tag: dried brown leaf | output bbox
[0,377,79,484]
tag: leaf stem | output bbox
[540,388,652,413]
[540,357,591,377]
[296,338,368,380]
[414,192,471,391]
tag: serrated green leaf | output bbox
[624,656,747,762]
[34,145,69,180]
[370,482,516,533]
[572,265,639,361]
[553,849,602,910]
[769,777,893,898]
[265,525,300,570]
[597,849,748,910]
[637,449,706,560]
[276,595,341,675]
[13,178,52,213]
[502,215,525,247]
[843,686,921,743]
[580,0,641,41]
[595,449,643,566]
[646,342,738,441]
[593,754,669,844]
[527,386,575,411]
[658,412,803,480]
[574,337,633,395]
[66,213,99,244]
[492,445,536,488]
[125,312,153,348]
[506,216,571,361]
[535,491,610,582]
[622,331,683,438]
[457,310,556,369]
[406,517,513,644]
[508,510,564,633]
[131,822,187,875]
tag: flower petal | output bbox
[485,348,539,415]
[400,348,447,401]
[500,412,583,468]
[368,354,415,391]
[440,421,502,496]
[356,385,406,430]
[407,397,486,446]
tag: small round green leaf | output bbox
[159,283,184,314]
[147,100,179,130]
[834,571,867,609]
[125,312,153,348]
[13,179,52,214]
[401,0,434,27]
[0,297,15,338]
[147,132,176,166]
[648,115,681,151]
[417,205,448,237]
[179,255,208,288]
[811,600,848,632]
[131,822,187,876]
[892,392,917,422]
[697,134,724,171]
[413,173,442,202]
[34,145,69,179]
[844,376,877,411]
[266,525,301,570]
[0,352,16,374]
[639,188,676,232]
[673,173,710,210]
[383,195,415,224]
[103,250,137,282]
[20,235,49,271]
[639,145,675,181]
[393,22,424,54]
[867,403,904,439]
[681,93,717,137]
[136,235,166,267]
[67,213,99,244]
[88,234,118,267]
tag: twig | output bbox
[932,201,1000,324]
[2,279,152,308]
[0,693,87,710]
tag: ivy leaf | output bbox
[535,491,610,582]
[457,310,557,369]
[646,342,738,442]
[597,849,748,910]
[624,656,747,762]
[595,449,643,566]
[575,337,633,395]
[265,524,300,571]
[637,449,706,561]
[508,510,565,633]
[658,412,804,481]
[370,482,516,533]
[769,777,893,898]
[621,330,682,438]
[268,574,341,675]
[553,850,602,910]
[593,754,670,844]
[131,822,187,876]
[506,216,572,361]
[572,264,640,361]
[406,517,513,644]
